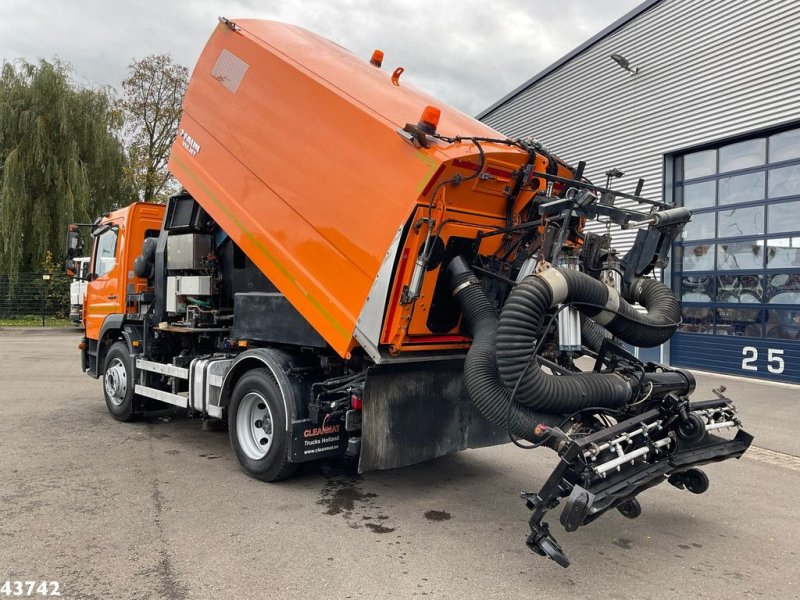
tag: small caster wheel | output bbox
[617,498,642,519]
[538,536,570,568]
[677,412,706,443]
[683,468,710,494]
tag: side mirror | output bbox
[66,227,82,259]
[91,223,112,238]
[65,259,75,277]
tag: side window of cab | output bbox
[94,227,119,277]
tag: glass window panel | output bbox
[719,138,765,172]
[715,307,762,337]
[766,273,800,304]
[93,229,118,277]
[679,275,714,302]
[766,309,800,340]
[717,240,764,270]
[679,306,713,334]
[680,211,715,241]
[716,275,762,303]
[682,149,716,180]
[769,128,800,163]
[718,171,765,205]
[767,200,800,234]
[677,243,715,271]
[680,180,716,209]
[717,205,764,238]
[768,165,800,199]
[766,237,800,269]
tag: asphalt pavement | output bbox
[0,329,798,599]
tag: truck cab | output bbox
[75,202,165,375]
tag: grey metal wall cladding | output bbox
[480,0,800,254]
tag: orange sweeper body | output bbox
[169,19,574,360]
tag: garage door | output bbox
[670,124,800,383]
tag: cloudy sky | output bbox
[1,0,641,116]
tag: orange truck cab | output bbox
[69,18,750,568]
[77,203,165,375]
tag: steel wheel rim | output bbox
[237,391,274,460]
[104,358,127,406]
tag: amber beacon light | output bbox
[370,49,384,67]
[417,105,441,135]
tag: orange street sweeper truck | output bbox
[68,18,752,567]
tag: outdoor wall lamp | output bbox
[610,53,639,75]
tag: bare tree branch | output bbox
[118,54,188,202]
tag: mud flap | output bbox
[290,419,349,463]
[358,359,507,472]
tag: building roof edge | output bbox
[476,0,664,120]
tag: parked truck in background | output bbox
[67,257,90,326]
[67,18,752,567]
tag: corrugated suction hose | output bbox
[449,257,682,422]
[580,315,608,353]
[448,260,561,441]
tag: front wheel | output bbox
[103,341,137,422]
[228,368,297,482]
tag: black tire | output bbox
[677,412,706,443]
[538,537,570,568]
[228,368,297,482]
[102,341,137,422]
[683,468,710,494]
[616,498,642,519]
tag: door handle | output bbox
[107,294,117,300]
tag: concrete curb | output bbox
[0,327,82,334]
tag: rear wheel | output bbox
[229,368,297,482]
[103,341,137,422]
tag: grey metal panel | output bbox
[477,0,664,119]
[134,384,188,408]
[481,0,800,261]
[136,359,189,379]
[189,356,234,417]
[166,233,212,270]
[354,225,404,363]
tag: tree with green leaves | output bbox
[0,59,133,277]
[119,54,188,202]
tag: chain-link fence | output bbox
[0,272,73,326]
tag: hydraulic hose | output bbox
[448,260,561,441]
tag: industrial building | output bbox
[479,0,800,382]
